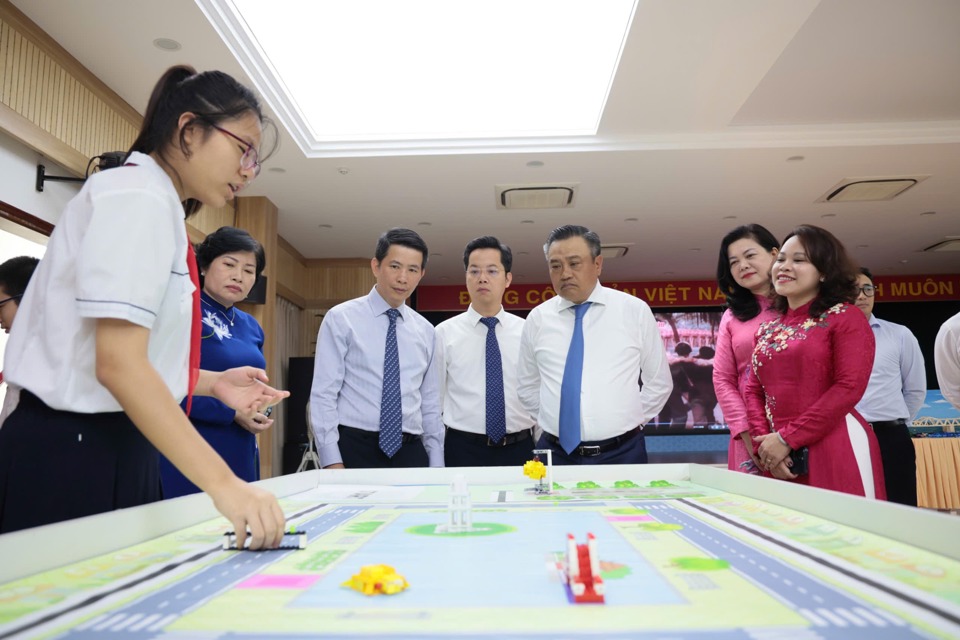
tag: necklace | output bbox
[201,296,236,326]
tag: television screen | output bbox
[645,309,729,435]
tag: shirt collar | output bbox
[868,313,881,328]
[467,304,505,326]
[367,285,405,320]
[200,290,230,312]
[556,282,605,312]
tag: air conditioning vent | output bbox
[496,183,579,209]
[817,176,929,203]
[600,245,629,258]
[924,237,960,252]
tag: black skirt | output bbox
[0,391,161,533]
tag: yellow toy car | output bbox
[342,564,409,596]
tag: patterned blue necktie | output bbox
[559,302,592,454]
[480,316,506,444]
[379,308,402,457]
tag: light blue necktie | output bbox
[559,302,591,454]
[480,317,506,444]
[379,308,402,457]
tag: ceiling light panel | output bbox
[200,0,638,153]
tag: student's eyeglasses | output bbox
[211,125,261,179]
[467,267,503,279]
[0,294,23,308]
[857,285,876,297]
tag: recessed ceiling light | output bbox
[821,214,837,218]
[526,160,544,167]
[431,253,442,257]
[722,215,737,220]
[417,221,432,226]
[520,220,535,224]
[153,38,182,51]
[920,211,936,216]
[624,217,638,222]
[900,259,909,263]
[857,244,869,248]
[222,0,637,143]
[518,251,529,256]
[337,167,350,175]
[689,248,701,252]
[787,155,805,162]
[318,223,332,228]
[267,167,286,173]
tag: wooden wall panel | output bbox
[190,202,236,237]
[0,3,140,176]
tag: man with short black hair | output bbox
[518,225,671,464]
[310,228,443,469]
[435,236,536,466]
[0,256,39,337]
[854,267,925,506]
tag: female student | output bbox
[746,225,886,498]
[0,66,288,547]
[712,224,779,474]
[161,227,272,497]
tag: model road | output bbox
[641,500,946,639]
[51,506,369,639]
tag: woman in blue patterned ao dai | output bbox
[160,226,270,498]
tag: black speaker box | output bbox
[285,356,316,445]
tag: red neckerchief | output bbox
[184,241,201,415]
[125,160,200,414]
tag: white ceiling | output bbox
[14,0,960,285]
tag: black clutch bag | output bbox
[789,446,809,476]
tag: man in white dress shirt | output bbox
[435,236,537,466]
[935,311,960,411]
[517,225,672,464]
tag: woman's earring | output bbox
[819,277,825,282]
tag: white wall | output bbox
[0,129,81,226]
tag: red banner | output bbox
[416,274,960,312]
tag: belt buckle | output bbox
[579,445,602,457]
[487,435,507,447]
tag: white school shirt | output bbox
[517,283,672,441]
[5,152,193,413]
[434,305,536,435]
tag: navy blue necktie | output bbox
[559,302,591,454]
[379,308,402,457]
[480,317,506,444]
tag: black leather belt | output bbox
[340,425,420,443]
[869,419,907,429]
[446,427,533,447]
[544,426,641,457]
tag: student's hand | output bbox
[235,409,274,434]
[210,367,290,414]
[210,477,285,550]
[324,463,345,470]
